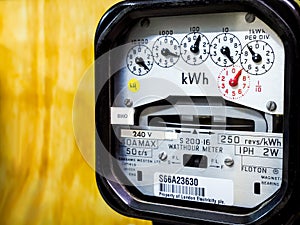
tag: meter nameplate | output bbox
[154,173,234,205]
[117,127,283,208]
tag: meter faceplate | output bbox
[95,1,300,224]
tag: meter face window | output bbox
[100,10,286,220]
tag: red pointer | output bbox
[229,69,243,87]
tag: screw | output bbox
[245,13,256,23]
[124,98,133,107]
[140,18,150,28]
[266,101,277,112]
[159,151,168,161]
[224,158,234,167]
[273,168,279,175]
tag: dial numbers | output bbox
[240,40,275,75]
[152,36,180,68]
[126,45,154,76]
[127,34,276,76]
[180,32,210,65]
[218,66,250,99]
[210,33,242,67]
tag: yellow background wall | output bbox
[0,0,151,224]
[1,1,300,225]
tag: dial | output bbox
[210,33,242,67]
[180,32,210,65]
[152,36,180,68]
[126,45,154,76]
[240,40,275,75]
[218,66,250,99]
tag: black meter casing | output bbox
[95,0,300,224]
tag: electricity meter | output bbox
[94,0,300,224]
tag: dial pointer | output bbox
[161,48,179,57]
[135,57,149,71]
[229,69,243,87]
[221,46,234,64]
[247,45,262,63]
[190,35,201,53]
